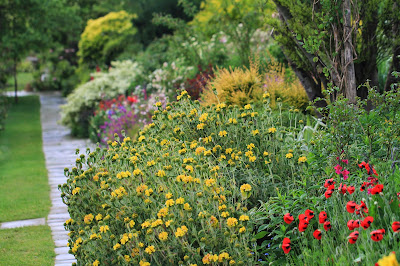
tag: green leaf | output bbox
[296,34,302,40]
[255,231,268,239]
[313,57,318,62]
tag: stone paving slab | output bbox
[0,218,46,229]
[40,92,94,265]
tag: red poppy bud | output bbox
[361,216,374,230]
[282,238,291,254]
[305,209,315,220]
[392,221,400,232]
[370,229,385,242]
[360,182,368,192]
[323,221,331,231]
[346,201,357,213]
[313,229,322,240]
[319,211,327,224]
[347,186,355,195]
[284,213,294,224]
[348,231,359,244]
[339,183,347,194]
[324,178,335,188]
[325,189,333,199]
[347,220,355,230]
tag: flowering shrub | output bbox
[184,64,214,100]
[255,90,400,264]
[61,60,143,137]
[89,92,168,145]
[61,90,311,265]
[200,61,264,107]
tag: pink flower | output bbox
[334,164,342,175]
[342,169,350,180]
[342,159,348,164]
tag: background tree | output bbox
[265,0,399,106]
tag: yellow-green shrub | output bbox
[60,91,309,265]
[78,11,137,66]
[264,59,309,111]
[200,62,264,107]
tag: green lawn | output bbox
[0,95,51,222]
[5,72,34,92]
[0,226,55,265]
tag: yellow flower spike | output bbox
[165,199,175,207]
[145,245,155,254]
[239,215,249,221]
[268,127,277,133]
[286,153,293,159]
[226,217,238,227]
[158,231,168,241]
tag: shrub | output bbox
[184,64,214,100]
[60,60,142,137]
[200,61,264,107]
[61,90,310,265]
[78,11,138,66]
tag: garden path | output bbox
[40,91,93,266]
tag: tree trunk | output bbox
[384,1,400,92]
[343,0,357,104]
[13,57,18,104]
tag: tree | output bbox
[266,0,400,106]
[0,0,80,102]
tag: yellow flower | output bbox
[65,218,74,225]
[252,129,259,136]
[249,156,256,162]
[219,252,230,262]
[145,188,153,197]
[240,184,252,192]
[165,219,173,227]
[84,214,94,224]
[139,260,150,266]
[121,234,129,245]
[221,212,230,218]
[268,127,277,133]
[72,187,81,195]
[245,150,253,157]
[176,197,185,204]
[205,178,216,187]
[136,184,148,193]
[139,242,144,248]
[197,123,205,130]
[263,92,270,98]
[239,226,246,233]
[157,207,169,218]
[129,220,135,228]
[263,151,269,156]
[210,216,219,227]
[93,260,100,266]
[165,199,175,207]
[141,221,151,229]
[199,113,208,122]
[158,231,168,241]
[244,104,252,110]
[145,245,155,254]
[184,203,192,211]
[225,148,233,154]
[219,130,227,137]
[175,225,188,237]
[124,255,131,262]
[95,214,103,221]
[376,252,398,266]
[298,156,307,163]
[286,153,293,159]
[229,260,236,264]
[113,243,121,250]
[156,170,166,177]
[195,146,206,155]
[226,217,238,227]
[99,225,109,233]
[239,215,249,221]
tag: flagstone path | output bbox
[40,91,93,266]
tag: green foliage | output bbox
[78,11,138,67]
[61,60,143,137]
[61,90,309,264]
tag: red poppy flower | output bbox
[392,221,400,232]
[346,201,357,213]
[359,201,369,213]
[370,229,385,242]
[348,231,359,244]
[360,182,368,191]
[298,214,308,221]
[323,221,332,231]
[284,213,294,224]
[339,183,347,194]
[282,238,291,254]
[313,229,322,240]
[361,216,374,229]
[371,184,384,195]
[325,189,334,199]
[299,221,309,232]
[305,209,315,220]
[358,161,367,169]
[319,211,327,224]
[347,186,355,195]
[347,220,355,230]
[324,178,335,188]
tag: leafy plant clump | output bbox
[60,60,142,137]
[61,90,310,265]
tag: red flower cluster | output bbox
[370,229,385,241]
